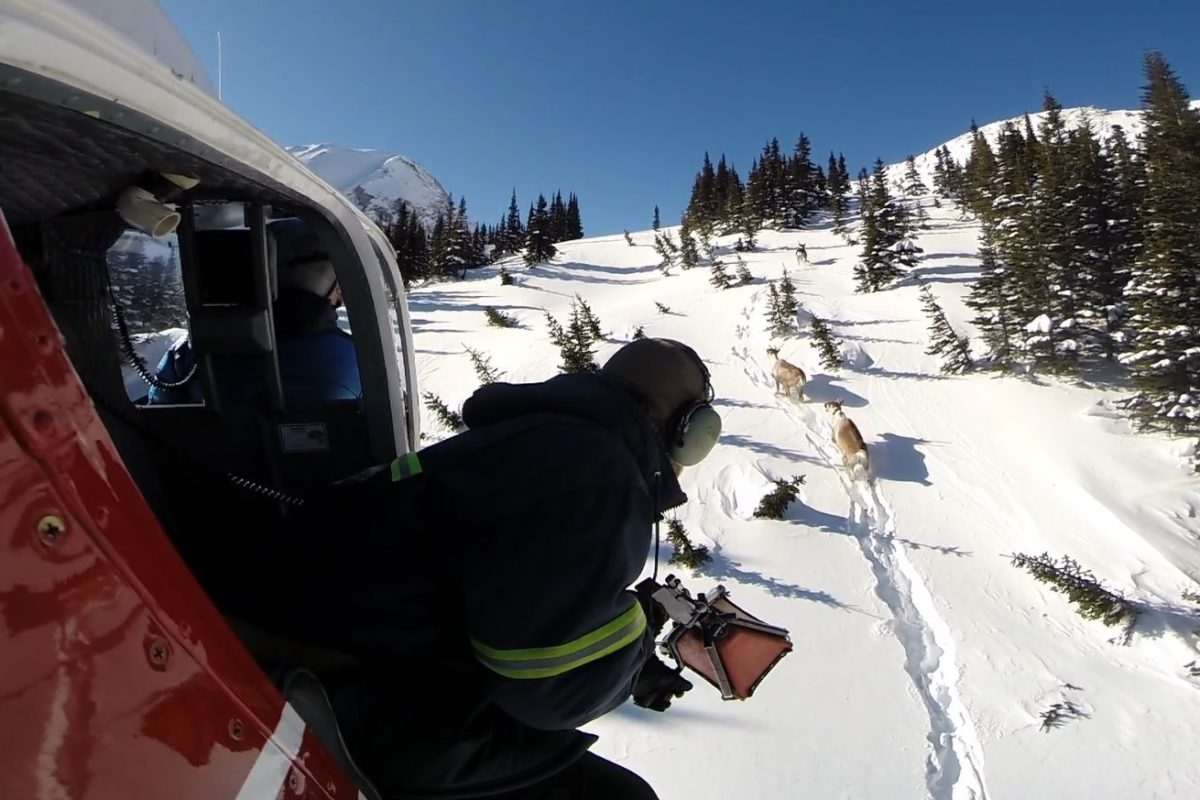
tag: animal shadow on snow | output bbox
[701,550,847,609]
[802,375,867,408]
[869,433,932,486]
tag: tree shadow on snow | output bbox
[1128,601,1200,644]
[719,433,823,466]
[700,550,847,608]
[547,260,660,285]
[870,433,932,486]
[893,538,971,557]
[802,375,868,407]
[712,398,773,411]
[784,499,848,535]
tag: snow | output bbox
[1025,313,1052,334]
[287,144,450,228]
[121,327,186,399]
[407,204,1200,798]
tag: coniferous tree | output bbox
[524,194,558,265]
[903,154,928,196]
[963,120,998,216]
[423,392,464,432]
[735,256,754,285]
[919,283,973,373]
[500,190,524,256]
[779,269,799,325]
[709,259,732,289]
[766,283,789,337]
[828,151,851,232]
[785,133,821,227]
[565,193,583,240]
[753,477,805,519]
[464,345,503,385]
[678,215,701,269]
[1024,92,1081,371]
[624,230,635,247]
[737,192,759,251]
[652,230,678,273]
[653,205,661,230]
[1121,52,1200,430]
[855,160,909,292]
[966,227,1018,366]
[575,294,603,341]
[666,518,711,568]
[810,315,842,370]
[1011,552,1140,630]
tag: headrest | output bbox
[270,217,337,298]
[193,228,277,306]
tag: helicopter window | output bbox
[106,229,191,404]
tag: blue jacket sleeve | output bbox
[459,474,656,731]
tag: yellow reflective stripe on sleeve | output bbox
[471,602,647,680]
[390,452,423,481]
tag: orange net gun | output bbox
[637,575,792,700]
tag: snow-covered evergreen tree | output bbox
[1121,52,1200,430]
[810,315,842,370]
[919,283,973,373]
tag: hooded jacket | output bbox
[240,371,687,798]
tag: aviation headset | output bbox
[664,344,722,467]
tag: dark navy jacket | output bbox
[148,289,360,405]
[238,372,686,798]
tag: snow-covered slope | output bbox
[889,99,1200,187]
[287,143,449,227]
[408,198,1200,799]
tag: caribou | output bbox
[767,347,807,401]
[824,400,870,481]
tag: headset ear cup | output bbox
[669,403,723,467]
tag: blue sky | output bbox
[161,0,1200,236]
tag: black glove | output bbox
[635,579,671,638]
[632,655,693,712]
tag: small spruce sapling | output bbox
[623,230,635,247]
[753,476,806,520]
[1039,701,1085,732]
[498,266,514,286]
[809,316,843,370]
[666,518,712,569]
[766,284,792,338]
[655,302,674,315]
[546,299,599,373]
[575,294,603,340]
[632,325,646,340]
[735,256,753,285]
[1011,552,1140,635]
[709,259,732,289]
[484,306,520,328]
[919,283,972,373]
[464,345,502,384]
[779,270,800,325]
[422,391,464,432]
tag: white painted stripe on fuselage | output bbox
[235,702,307,800]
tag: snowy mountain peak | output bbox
[287,143,450,228]
[890,99,1200,186]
